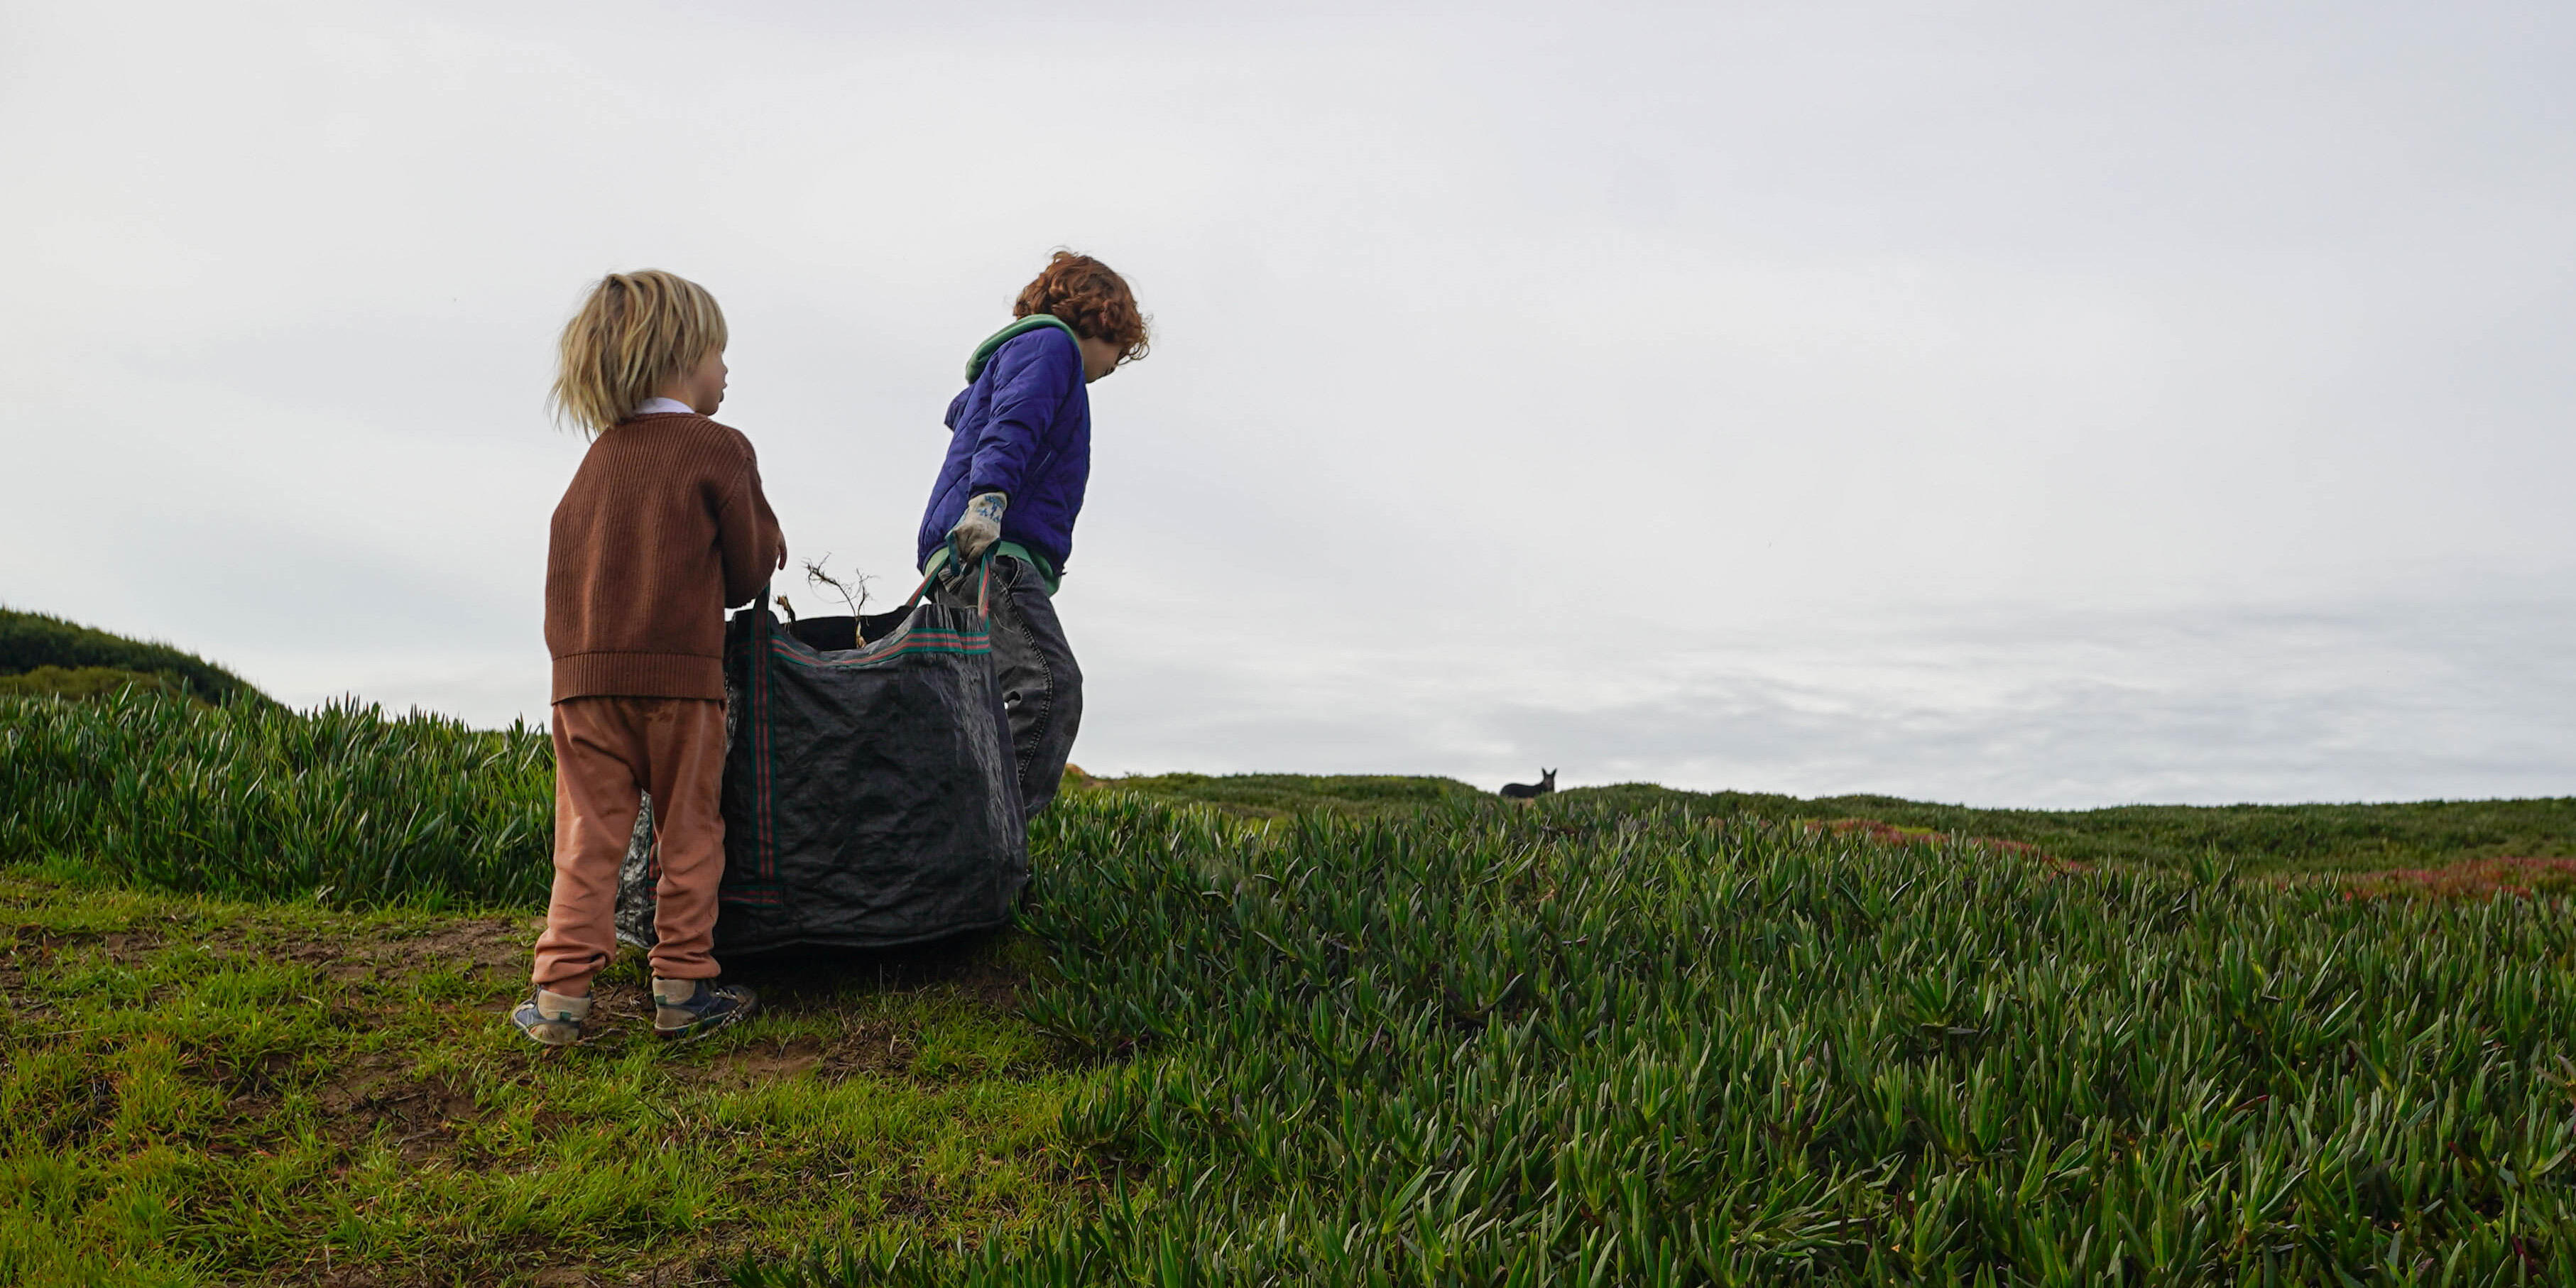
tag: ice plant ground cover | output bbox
[5,689,2570,908]
[1,690,556,907]
[751,801,2576,1284]
[1089,775,2576,880]
[5,689,2576,1283]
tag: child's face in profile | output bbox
[665,348,729,414]
[1076,336,1122,385]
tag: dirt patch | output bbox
[2,885,528,992]
[0,921,165,1025]
[383,917,528,971]
[689,1014,965,1085]
[281,916,528,985]
[817,1020,919,1079]
[294,1248,728,1288]
[317,1053,485,1164]
[5,924,170,959]
[702,1038,826,1085]
[531,1259,731,1287]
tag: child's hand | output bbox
[949,492,1006,561]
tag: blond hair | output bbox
[550,270,728,434]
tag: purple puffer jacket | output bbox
[915,324,1090,574]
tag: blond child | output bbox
[515,270,783,1046]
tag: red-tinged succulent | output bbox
[2340,855,2576,902]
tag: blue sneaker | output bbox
[511,988,592,1047]
[653,978,758,1042]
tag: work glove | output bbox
[947,491,1006,563]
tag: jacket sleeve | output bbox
[714,453,785,610]
[964,332,1079,499]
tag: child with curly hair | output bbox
[917,251,1149,820]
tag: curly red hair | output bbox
[1013,251,1150,365]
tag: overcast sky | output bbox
[4,1,2569,806]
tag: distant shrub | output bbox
[1083,772,1495,819]
[0,665,186,701]
[0,606,271,706]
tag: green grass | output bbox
[12,692,2576,1281]
[750,795,2576,1284]
[1561,784,2576,878]
[0,873,1092,1287]
[0,608,270,706]
[1082,773,2576,878]
[1071,772,1494,819]
[0,667,190,702]
[10,691,2566,916]
[1,688,551,907]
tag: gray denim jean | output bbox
[934,555,1082,822]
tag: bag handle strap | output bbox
[898,569,934,614]
[899,540,997,618]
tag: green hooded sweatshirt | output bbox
[964,314,1080,383]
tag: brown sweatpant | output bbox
[532,696,727,988]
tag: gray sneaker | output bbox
[511,988,592,1047]
[653,978,758,1042]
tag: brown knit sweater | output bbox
[545,413,785,702]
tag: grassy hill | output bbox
[1069,770,1493,819]
[0,606,271,705]
[8,787,2575,1284]
[1562,782,2576,877]
[1079,771,2576,878]
[9,692,2566,911]
[9,669,2576,1281]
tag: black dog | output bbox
[1500,768,1556,800]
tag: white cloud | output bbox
[3,0,2570,805]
